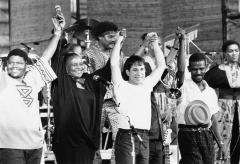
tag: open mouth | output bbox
[195,75,203,79]
[135,77,143,80]
[11,69,20,73]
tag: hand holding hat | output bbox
[184,100,211,125]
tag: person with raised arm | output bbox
[0,13,65,164]
[111,31,166,164]
[134,28,185,164]
[176,52,222,164]
[51,20,113,164]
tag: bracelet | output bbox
[172,46,179,50]
[54,30,62,36]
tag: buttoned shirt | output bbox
[176,79,219,125]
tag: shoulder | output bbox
[83,47,95,57]
[183,78,192,86]
[204,65,226,84]
[205,82,218,96]
[206,64,225,75]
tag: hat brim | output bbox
[184,100,211,125]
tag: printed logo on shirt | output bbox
[16,85,33,107]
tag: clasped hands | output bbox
[142,32,160,48]
[52,10,66,36]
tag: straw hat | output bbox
[184,100,211,125]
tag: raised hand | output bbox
[116,29,127,45]
[119,28,127,38]
[52,10,66,33]
[175,27,186,39]
[147,32,159,46]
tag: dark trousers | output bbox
[115,129,149,164]
[53,143,95,164]
[178,129,214,164]
[149,140,163,164]
[0,148,42,164]
[230,101,240,164]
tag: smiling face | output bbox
[225,44,240,63]
[66,55,88,78]
[7,55,27,79]
[126,62,146,85]
[188,60,206,84]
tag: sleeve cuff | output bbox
[34,59,57,84]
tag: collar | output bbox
[71,76,85,85]
[189,79,208,92]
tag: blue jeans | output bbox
[178,128,214,164]
[0,148,42,164]
[149,140,163,164]
[115,128,149,164]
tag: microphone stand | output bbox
[130,128,135,164]
[84,29,91,49]
[127,117,147,164]
[46,82,52,151]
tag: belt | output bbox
[178,124,209,132]
[219,88,240,100]
[118,128,149,134]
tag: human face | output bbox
[188,60,206,84]
[225,44,240,63]
[99,31,117,50]
[126,62,146,85]
[7,55,27,79]
[66,55,88,78]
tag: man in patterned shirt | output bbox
[83,21,119,73]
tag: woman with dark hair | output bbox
[51,50,111,164]
[205,40,240,163]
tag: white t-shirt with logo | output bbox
[0,59,56,149]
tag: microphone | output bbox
[93,75,112,86]
[55,5,63,23]
[20,43,34,52]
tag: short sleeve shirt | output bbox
[176,79,219,125]
[114,80,153,130]
[0,58,56,149]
